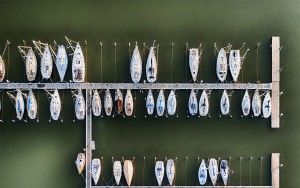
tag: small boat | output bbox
[124,160,134,186]
[50,89,61,120]
[262,91,271,118]
[75,153,85,174]
[9,89,25,120]
[208,158,218,186]
[146,46,158,83]
[146,89,155,115]
[74,89,85,120]
[242,89,251,116]
[229,50,241,82]
[189,48,200,82]
[124,89,133,116]
[198,159,208,185]
[220,160,229,186]
[199,90,209,117]
[189,89,198,116]
[113,161,122,185]
[167,90,177,116]
[25,48,37,82]
[115,89,123,115]
[92,90,101,116]
[156,89,165,116]
[55,45,68,82]
[216,48,227,82]
[252,89,261,117]
[130,43,142,83]
[40,45,53,80]
[155,161,165,186]
[0,55,6,82]
[26,89,37,120]
[92,158,101,185]
[166,159,175,185]
[220,90,230,115]
[104,89,113,116]
[72,42,85,82]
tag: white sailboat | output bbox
[229,50,241,82]
[92,158,101,185]
[74,89,85,120]
[146,89,155,115]
[242,90,251,116]
[26,89,37,120]
[0,55,5,82]
[124,160,134,186]
[262,91,271,118]
[216,48,227,82]
[104,89,113,116]
[156,89,165,116]
[115,89,124,115]
[208,158,218,186]
[7,89,25,120]
[40,45,53,80]
[113,161,122,185]
[72,43,85,82]
[166,159,176,185]
[167,90,177,116]
[55,45,68,82]
[188,89,198,116]
[130,43,142,83]
[50,89,61,121]
[75,153,85,174]
[198,159,208,185]
[146,46,158,83]
[252,89,261,117]
[155,161,165,186]
[220,90,230,115]
[199,90,209,117]
[220,160,229,186]
[92,90,101,116]
[189,48,200,82]
[25,48,38,82]
[124,89,133,116]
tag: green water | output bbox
[0,0,299,187]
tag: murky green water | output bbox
[0,0,299,187]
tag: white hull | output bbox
[189,89,198,116]
[146,89,155,115]
[199,90,209,117]
[262,91,271,118]
[242,89,251,116]
[15,89,25,120]
[115,89,123,115]
[124,89,133,116]
[155,161,165,186]
[166,159,175,185]
[113,161,122,185]
[0,56,5,82]
[75,153,85,174]
[74,89,85,120]
[124,160,134,186]
[220,160,229,186]
[198,159,208,185]
[92,90,101,116]
[220,90,230,115]
[146,47,157,83]
[130,44,142,83]
[216,48,227,82]
[229,50,241,82]
[156,89,165,116]
[92,158,101,185]
[25,48,37,82]
[167,90,177,116]
[55,45,68,82]
[50,89,61,120]
[26,89,37,120]
[104,89,113,116]
[189,48,200,82]
[72,43,85,82]
[41,45,53,79]
[252,89,261,117]
[208,158,218,186]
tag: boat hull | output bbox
[189,90,198,116]
[130,44,142,83]
[189,48,200,82]
[155,161,164,186]
[166,159,175,185]
[113,161,122,185]
[229,50,241,82]
[146,89,155,115]
[92,158,101,185]
[50,89,61,120]
[262,91,271,118]
[74,90,85,120]
[26,90,37,120]
[124,89,133,116]
[25,48,37,82]
[146,47,157,83]
[72,43,85,82]
[198,159,207,185]
[199,90,209,117]
[220,90,230,115]
[124,160,134,186]
[41,46,53,79]
[167,90,177,116]
[55,45,68,82]
[156,89,165,116]
[104,89,113,116]
[216,48,227,82]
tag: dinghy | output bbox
[156,89,165,116]
[26,89,37,120]
[124,160,134,186]
[130,43,142,83]
[188,89,198,116]
[155,161,165,186]
[242,89,251,116]
[252,89,261,117]
[216,48,227,82]
[113,161,122,185]
[189,48,200,82]
[146,89,155,115]
[50,89,61,121]
[92,158,101,185]
[124,89,133,116]
[8,89,25,120]
[166,159,175,185]
[115,89,123,115]
[220,90,230,115]
[220,160,229,186]
[0,55,5,82]
[208,158,218,186]
[262,91,271,118]
[40,45,53,80]
[92,90,101,116]
[75,153,85,174]
[229,50,241,82]
[74,89,85,120]
[72,43,85,82]
[199,90,209,117]
[104,89,113,116]
[146,46,158,83]
[198,159,208,185]
[167,90,177,116]
[25,48,37,82]
[55,45,68,82]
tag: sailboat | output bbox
[155,161,165,186]
[130,43,142,83]
[113,161,122,185]
[146,89,155,115]
[146,45,158,83]
[220,90,230,115]
[189,48,200,82]
[25,48,38,82]
[72,43,85,82]
[189,89,198,116]
[229,50,241,82]
[26,89,37,120]
[92,90,101,116]
[166,159,176,185]
[220,160,229,186]
[156,89,165,116]
[242,90,251,116]
[216,48,227,82]
[198,159,208,185]
[208,158,218,186]
[115,89,123,115]
[75,153,85,174]
[124,160,134,186]
[199,90,209,117]
[262,91,271,118]
[167,90,177,116]
[74,89,85,120]
[252,89,261,117]
[50,89,61,121]
[92,158,101,185]
[104,89,113,116]
[55,45,68,82]
[40,45,53,80]
[124,89,133,116]
[7,89,25,120]
[0,55,5,82]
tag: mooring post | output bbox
[271,36,280,128]
[85,89,92,188]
